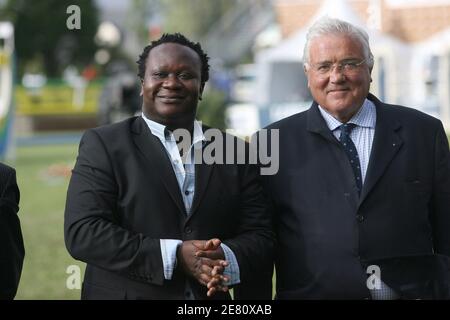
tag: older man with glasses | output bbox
[259,17,450,299]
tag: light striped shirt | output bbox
[141,114,240,295]
[318,99,376,182]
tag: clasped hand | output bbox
[177,238,230,297]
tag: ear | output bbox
[304,65,311,88]
[140,80,144,96]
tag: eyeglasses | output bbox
[307,58,370,76]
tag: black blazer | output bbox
[0,163,24,300]
[64,117,274,300]
[261,93,450,299]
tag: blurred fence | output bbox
[15,79,103,116]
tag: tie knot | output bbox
[340,123,356,136]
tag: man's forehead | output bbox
[310,33,354,45]
[148,43,200,61]
[309,35,364,56]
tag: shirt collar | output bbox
[142,113,166,141]
[191,119,206,147]
[141,113,205,146]
[318,98,376,131]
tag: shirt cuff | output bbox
[221,243,240,285]
[160,239,182,280]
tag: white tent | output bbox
[254,0,410,125]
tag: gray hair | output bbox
[303,16,374,69]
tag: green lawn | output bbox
[10,143,84,299]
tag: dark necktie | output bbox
[339,123,362,194]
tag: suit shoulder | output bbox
[0,162,15,175]
[0,163,15,184]
[79,117,137,147]
[264,110,307,131]
[384,104,442,128]
[89,117,137,138]
[77,118,138,154]
[0,163,16,195]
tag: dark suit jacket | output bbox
[0,163,24,300]
[64,116,274,300]
[261,93,450,299]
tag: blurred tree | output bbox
[197,88,226,130]
[1,0,99,77]
[160,0,238,40]
[127,0,162,43]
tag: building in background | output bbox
[228,0,450,135]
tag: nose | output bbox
[329,65,346,83]
[162,74,182,89]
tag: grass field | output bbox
[11,142,84,299]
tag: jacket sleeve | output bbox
[222,139,275,300]
[0,166,24,300]
[64,130,165,285]
[430,122,450,255]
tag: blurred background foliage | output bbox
[0,0,237,127]
[1,0,99,77]
[197,88,227,130]
[159,0,237,40]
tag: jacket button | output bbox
[185,227,192,234]
[356,215,364,222]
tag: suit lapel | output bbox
[188,134,214,219]
[131,117,186,215]
[359,95,403,205]
[306,102,342,146]
[307,103,360,209]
